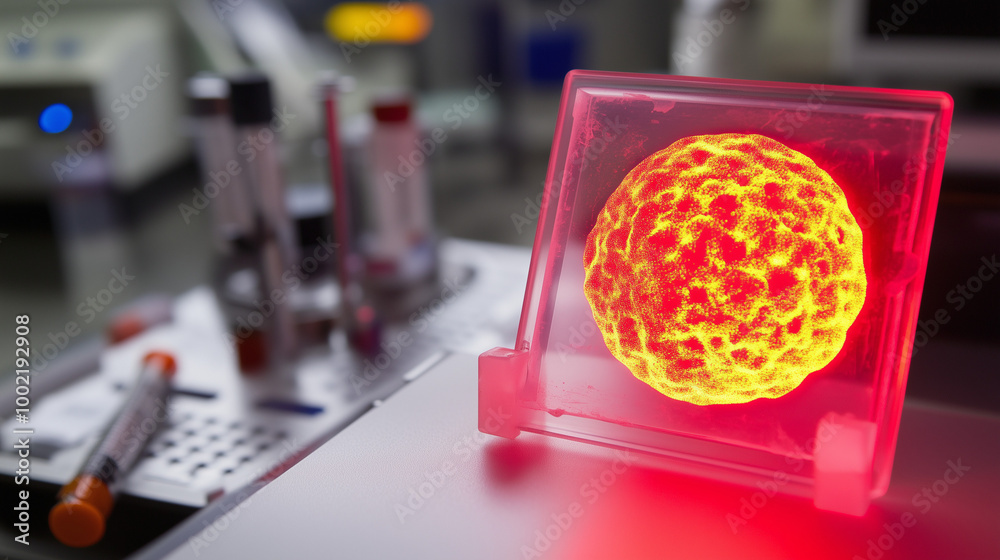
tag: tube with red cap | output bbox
[365,93,437,290]
[48,351,176,547]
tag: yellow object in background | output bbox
[325,2,433,44]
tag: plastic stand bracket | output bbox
[478,347,526,439]
[813,413,877,516]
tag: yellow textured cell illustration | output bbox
[583,133,867,405]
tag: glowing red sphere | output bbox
[583,133,867,405]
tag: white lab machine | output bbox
[0,8,187,193]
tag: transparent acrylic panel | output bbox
[491,71,952,507]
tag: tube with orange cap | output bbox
[49,351,176,547]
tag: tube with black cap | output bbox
[227,73,299,369]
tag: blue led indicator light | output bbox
[39,104,73,134]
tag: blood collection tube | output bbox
[320,75,383,354]
[229,74,299,268]
[49,352,176,547]
[188,74,256,256]
[319,76,357,288]
[228,74,299,365]
[365,94,437,289]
